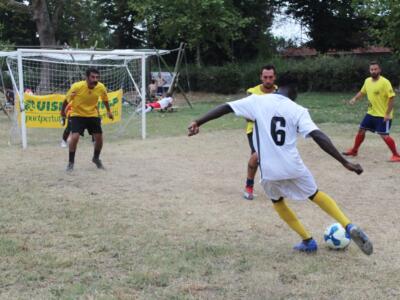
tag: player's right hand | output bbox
[188,121,199,136]
[349,98,356,105]
[344,161,363,175]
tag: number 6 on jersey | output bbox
[271,116,286,146]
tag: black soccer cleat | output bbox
[66,162,74,172]
[346,224,373,255]
[92,157,105,170]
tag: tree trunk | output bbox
[31,0,56,46]
[196,44,201,68]
[31,0,56,93]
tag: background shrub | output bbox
[182,55,400,94]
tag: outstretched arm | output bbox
[188,104,233,136]
[309,130,363,175]
[349,91,364,105]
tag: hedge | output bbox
[182,55,400,94]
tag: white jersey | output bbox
[228,93,319,181]
[158,96,173,109]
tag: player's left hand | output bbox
[343,161,363,175]
[107,111,114,120]
[384,115,391,122]
[188,121,199,136]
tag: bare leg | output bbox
[244,152,258,200]
[247,152,258,180]
[92,133,105,169]
[66,132,80,171]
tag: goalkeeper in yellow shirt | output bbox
[244,65,277,200]
[343,61,400,162]
[61,67,114,171]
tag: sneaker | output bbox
[346,224,373,255]
[243,186,254,200]
[92,157,105,169]
[389,155,400,162]
[342,149,358,156]
[66,162,74,172]
[60,140,68,148]
[293,238,318,253]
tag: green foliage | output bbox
[132,0,277,65]
[0,1,38,46]
[99,0,144,49]
[133,0,253,64]
[357,1,400,59]
[188,64,243,94]
[283,0,371,52]
[55,0,110,48]
[184,55,400,94]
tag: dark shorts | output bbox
[360,114,391,135]
[70,117,102,135]
[247,132,256,154]
[64,117,84,137]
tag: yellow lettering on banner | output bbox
[19,89,123,128]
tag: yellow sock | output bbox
[273,199,311,240]
[311,191,351,228]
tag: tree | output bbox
[356,1,400,57]
[0,0,38,46]
[231,0,277,61]
[132,0,253,66]
[99,0,144,49]
[283,0,370,52]
[31,0,59,46]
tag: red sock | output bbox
[352,132,365,152]
[382,135,399,156]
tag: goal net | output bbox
[5,49,169,148]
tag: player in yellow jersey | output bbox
[61,67,114,171]
[343,61,400,162]
[243,65,277,200]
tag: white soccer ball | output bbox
[323,223,351,250]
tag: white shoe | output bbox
[60,140,68,148]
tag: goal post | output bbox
[4,48,169,148]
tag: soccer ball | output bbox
[324,223,351,250]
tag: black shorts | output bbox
[247,132,256,154]
[64,117,85,136]
[70,117,102,135]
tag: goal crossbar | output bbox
[3,48,170,148]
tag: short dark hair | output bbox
[86,67,100,77]
[369,61,380,67]
[260,64,276,75]
[276,72,298,88]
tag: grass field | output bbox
[1,92,400,299]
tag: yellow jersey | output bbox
[360,76,395,118]
[245,84,277,133]
[66,80,108,117]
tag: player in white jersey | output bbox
[136,93,174,113]
[188,73,373,255]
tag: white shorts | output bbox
[261,170,317,201]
